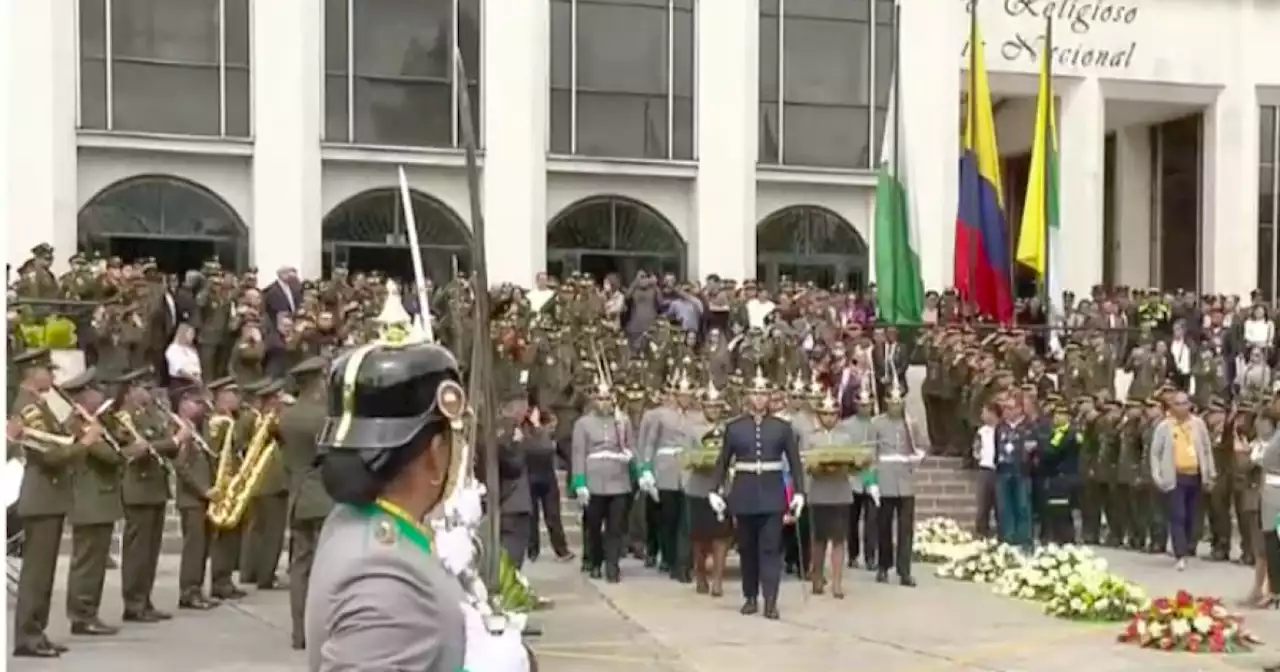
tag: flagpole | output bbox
[966,0,979,318]
[1040,16,1053,315]
[892,0,902,308]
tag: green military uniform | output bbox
[1094,403,1124,546]
[64,367,125,636]
[1203,403,1232,560]
[1115,399,1147,551]
[173,388,217,609]
[279,358,332,649]
[228,330,266,385]
[234,402,261,584]
[1233,413,1268,565]
[1141,402,1169,553]
[11,350,82,657]
[115,368,180,621]
[1077,401,1104,544]
[246,379,290,589]
[209,385,247,600]
[919,331,946,452]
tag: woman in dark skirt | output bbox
[685,383,734,597]
[801,391,857,598]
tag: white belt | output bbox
[1264,473,1280,487]
[656,446,683,456]
[878,454,913,463]
[588,450,633,462]
[732,460,784,474]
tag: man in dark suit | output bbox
[525,406,572,562]
[872,326,909,408]
[494,388,534,570]
[262,267,302,324]
[146,264,180,386]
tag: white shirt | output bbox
[527,288,553,313]
[1170,339,1191,373]
[975,425,997,470]
[1244,318,1273,349]
[165,343,202,381]
[746,299,776,330]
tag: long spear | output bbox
[452,46,501,590]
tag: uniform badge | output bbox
[373,519,396,546]
[546,357,555,365]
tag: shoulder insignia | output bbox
[372,518,397,546]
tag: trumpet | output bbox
[51,385,124,455]
[14,426,76,453]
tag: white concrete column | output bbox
[1202,83,1258,296]
[1058,78,1106,296]
[251,0,323,279]
[481,0,548,286]
[1113,126,1152,287]
[694,0,757,282]
[4,0,78,274]
[902,0,963,292]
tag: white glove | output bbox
[434,527,475,576]
[707,492,726,516]
[868,484,882,507]
[461,603,531,672]
[575,487,590,507]
[789,493,806,517]
[637,470,656,493]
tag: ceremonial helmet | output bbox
[806,372,825,401]
[787,372,807,398]
[702,379,725,408]
[748,366,771,395]
[857,373,874,406]
[815,387,840,416]
[316,281,467,506]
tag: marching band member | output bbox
[172,386,217,610]
[708,369,805,620]
[207,378,248,600]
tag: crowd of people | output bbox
[9,241,1280,659]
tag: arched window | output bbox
[322,188,471,284]
[759,0,895,168]
[550,0,695,160]
[547,196,685,282]
[78,0,250,137]
[756,205,867,290]
[323,0,482,148]
[78,175,249,273]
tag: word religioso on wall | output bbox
[962,0,1141,71]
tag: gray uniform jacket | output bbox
[641,406,699,491]
[571,412,635,496]
[839,414,876,494]
[1149,416,1216,492]
[682,419,718,497]
[801,426,856,506]
[305,505,467,672]
[1258,429,1280,528]
[870,414,924,498]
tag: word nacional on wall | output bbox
[962,0,1141,72]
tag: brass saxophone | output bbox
[206,414,237,504]
[207,410,278,529]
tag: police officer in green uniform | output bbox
[279,356,332,650]
[64,366,133,636]
[11,349,85,657]
[172,386,218,610]
[111,367,183,622]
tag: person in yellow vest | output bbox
[1150,391,1216,571]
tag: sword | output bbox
[396,166,434,343]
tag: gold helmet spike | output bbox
[750,366,771,394]
[704,379,722,405]
[858,374,873,405]
[676,369,694,395]
[808,371,825,398]
[789,372,806,396]
[816,387,839,414]
[888,377,904,404]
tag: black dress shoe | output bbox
[555,551,576,563]
[179,596,215,610]
[145,607,173,620]
[739,599,758,615]
[527,553,539,563]
[899,575,917,588]
[605,567,621,583]
[46,639,68,653]
[71,620,119,636]
[291,640,305,651]
[588,566,603,579]
[212,587,248,600]
[763,604,780,620]
[875,570,889,584]
[13,642,59,658]
[123,610,160,623]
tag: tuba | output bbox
[206,409,278,529]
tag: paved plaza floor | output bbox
[7,545,1280,671]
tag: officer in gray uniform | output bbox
[709,370,805,621]
[839,378,878,570]
[570,378,636,583]
[638,370,699,582]
[304,340,470,671]
[870,382,924,587]
[800,390,858,598]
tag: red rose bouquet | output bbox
[1117,590,1261,653]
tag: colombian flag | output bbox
[953,13,1013,322]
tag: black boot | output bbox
[875,569,889,583]
[739,599,758,615]
[763,602,780,620]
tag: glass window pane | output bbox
[616,205,678,252]
[459,0,482,81]
[1263,106,1277,166]
[80,0,106,58]
[325,75,350,142]
[81,57,108,129]
[788,0,869,21]
[225,0,250,66]
[760,102,780,163]
[784,18,869,107]
[548,201,614,250]
[226,66,250,137]
[353,0,450,78]
[784,104,870,168]
[324,0,348,72]
[673,3,695,98]
[550,0,571,88]
[578,92,667,159]
[550,89,572,154]
[759,14,778,101]
[673,97,694,160]
[112,0,219,62]
[576,1,668,158]
[113,62,220,135]
[1259,222,1273,301]
[1263,166,1276,228]
[353,77,452,146]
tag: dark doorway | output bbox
[1154,113,1203,293]
[87,236,221,275]
[325,243,471,285]
[756,206,867,291]
[546,196,687,283]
